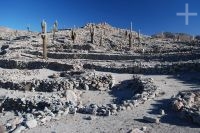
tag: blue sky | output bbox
[0,0,200,35]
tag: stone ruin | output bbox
[0,23,200,132]
[0,73,160,132]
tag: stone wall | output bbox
[27,50,200,62]
[0,59,74,71]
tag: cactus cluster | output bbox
[38,21,144,58]
[41,20,47,59]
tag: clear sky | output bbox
[0,0,200,35]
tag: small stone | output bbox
[86,115,96,120]
[83,84,89,91]
[106,110,111,116]
[69,107,77,114]
[63,108,69,116]
[142,97,148,101]
[40,116,51,124]
[129,128,144,133]
[49,112,55,118]
[133,102,139,107]
[141,126,147,131]
[120,106,126,111]
[128,103,134,109]
[51,73,59,78]
[126,106,132,111]
[111,109,117,115]
[25,119,37,129]
[172,100,184,111]
[155,91,165,97]
[159,109,165,115]
[110,104,117,110]
[31,87,35,92]
[143,115,160,123]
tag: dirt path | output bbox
[25,72,200,133]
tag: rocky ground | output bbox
[0,23,200,133]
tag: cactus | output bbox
[71,29,76,43]
[128,22,133,49]
[52,23,56,40]
[41,20,47,59]
[27,26,30,32]
[130,22,132,32]
[52,20,58,40]
[100,31,103,46]
[161,31,164,38]
[27,24,30,32]
[138,29,141,45]
[90,25,95,44]
[128,32,132,49]
[125,30,128,37]
[41,20,47,34]
[55,20,58,31]
[177,35,180,42]
[14,30,18,36]
[103,29,106,35]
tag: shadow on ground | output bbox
[109,79,137,104]
[167,72,200,89]
[137,98,200,128]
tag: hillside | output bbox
[0,23,200,133]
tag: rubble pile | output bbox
[172,90,200,125]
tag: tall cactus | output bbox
[52,23,56,40]
[138,29,141,45]
[55,20,58,31]
[90,25,95,44]
[41,20,47,33]
[41,20,47,59]
[128,22,133,49]
[128,32,132,49]
[100,31,103,46]
[71,29,76,43]
[52,20,58,40]
[27,27,30,32]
